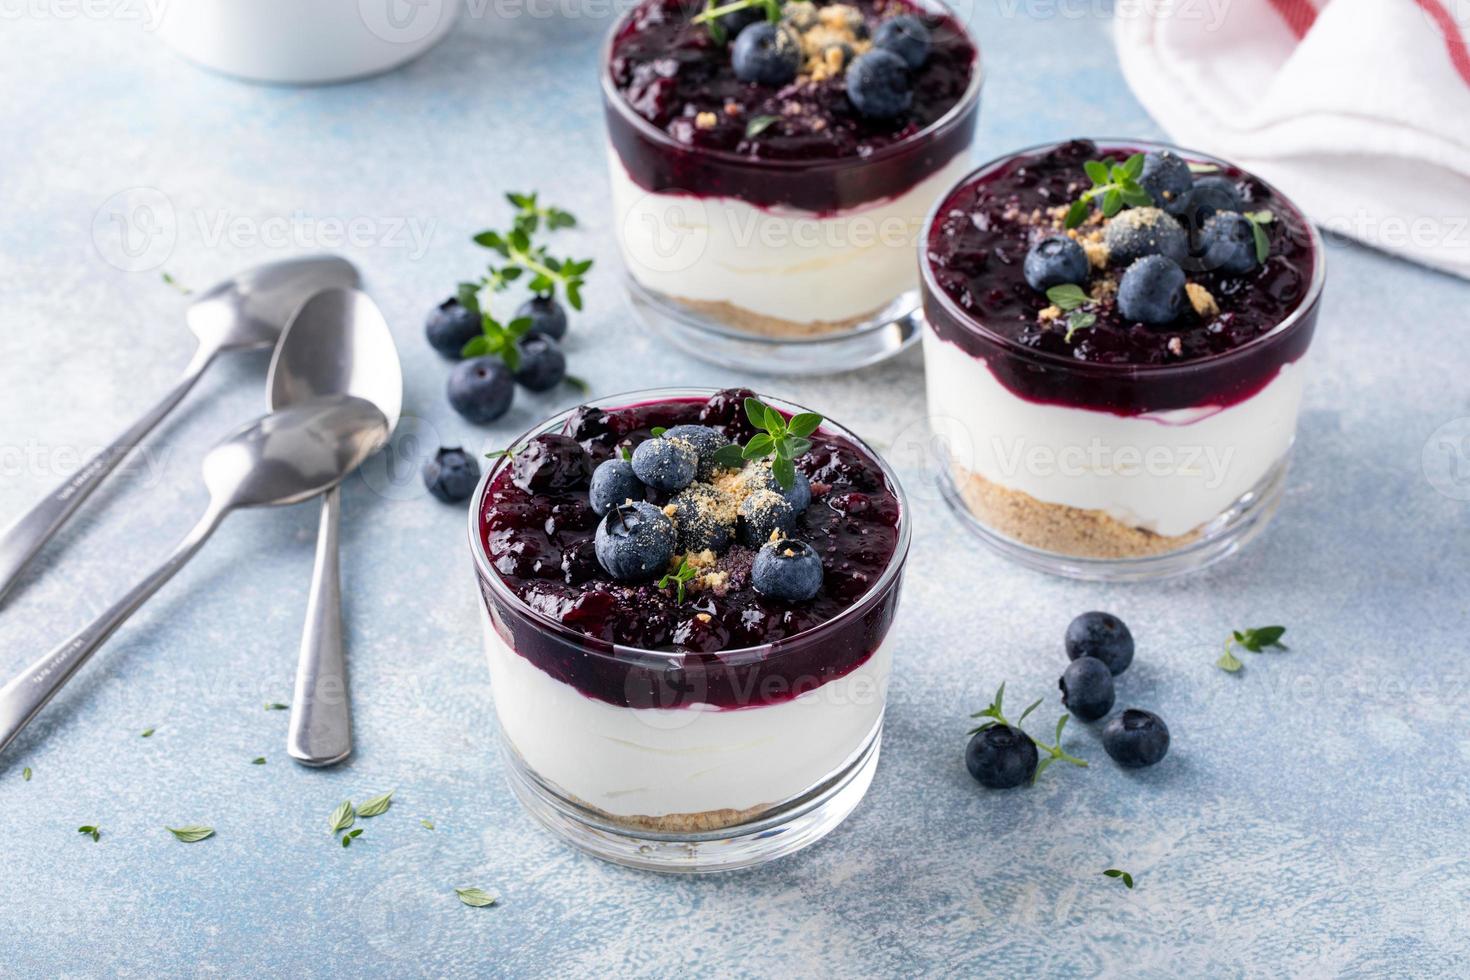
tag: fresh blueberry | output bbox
[738,489,797,546]
[732,23,801,87]
[631,436,697,492]
[1117,255,1186,326]
[425,298,483,359]
[965,725,1039,789]
[1023,235,1090,292]
[872,14,930,69]
[1176,175,1242,232]
[422,447,481,503]
[1065,611,1135,676]
[663,424,732,480]
[722,4,766,37]
[1103,207,1188,266]
[746,463,812,513]
[1199,212,1259,275]
[511,434,593,494]
[594,501,676,583]
[511,336,567,392]
[514,295,568,341]
[670,483,735,553]
[752,539,823,601]
[1139,150,1194,215]
[1059,657,1116,722]
[589,457,643,515]
[447,357,514,424]
[845,49,912,120]
[1102,709,1170,768]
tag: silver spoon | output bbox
[266,288,402,767]
[0,394,390,758]
[0,255,360,607]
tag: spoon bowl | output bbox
[202,394,390,509]
[188,255,361,353]
[267,287,403,426]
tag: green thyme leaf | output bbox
[140,728,155,738]
[1103,868,1135,888]
[357,791,394,818]
[161,271,191,294]
[1064,311,1096,344]
[651,426,668,437]
[1236,626,1288,652]
[22,767,32,781]
[78,825,100,842]
[1083,160,1110,185]
[167,825,214,843]
[251,757,266,765]
[712,444,747,469]
[1247,213,1272,263]
[787,413,821,438]
[657,560,699,604]
[264,702,288,711]
[771,456,797,491]
[455,887,498,908]
[1064,199,1091,229]
[341,828,364,848]
[746,114,781,138]
[328,801,356,834]
[1046,284,1089,311]
[421,819,435,830]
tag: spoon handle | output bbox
[0,503,228,758]
[286,486,352,767]
[0,344,218,606]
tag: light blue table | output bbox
[3,3,1468,976]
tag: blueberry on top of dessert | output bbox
[478,390,903,657]
[926,139,1316,368]
[608,0,976,162]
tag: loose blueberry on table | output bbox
[1065,611,1134,676]
[1102,708,1170,768]
[426,191,591,425]
[422,447,482,503]
[478,390,902,654]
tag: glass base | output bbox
[939,456,1290,582]
[623,274,920,376]
[498,718,883,874]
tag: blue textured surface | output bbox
[3,4,1470,976]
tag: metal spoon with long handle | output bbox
[0,255,359,607]
[0,394,389,759]
[266,289,403,767]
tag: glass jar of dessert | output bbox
[602,0,982,374]
[919,138,1325,580]
[467,387,910,871]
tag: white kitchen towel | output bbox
[1114,0,1470,278]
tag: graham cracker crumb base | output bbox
[669,294,886,338]
[576,796,772,833]
[951,462,1200,559]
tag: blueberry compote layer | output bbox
[605,0,979,213]
[476,391,904,709]
[923,140,1320,414]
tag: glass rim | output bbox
[465,386,912,669]
[916,136,1328,376]
[598,0,985,175]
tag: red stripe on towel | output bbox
[1266,0,1318,38]
[1412,0,1470,87]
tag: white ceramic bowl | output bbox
[155,0,460,85]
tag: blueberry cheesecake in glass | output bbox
[468,388,909,871]
[603,0,982,372]
[920,139,1324,579]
